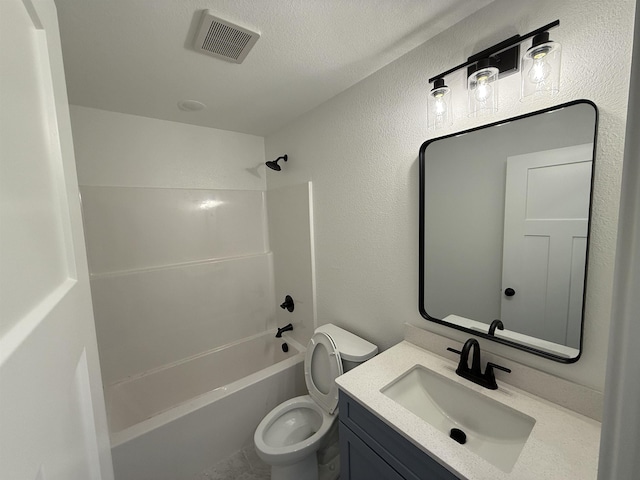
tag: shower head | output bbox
[265,160,280,171]
[266,155,287,171]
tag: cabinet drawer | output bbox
[339,391,460,480]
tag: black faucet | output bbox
[488,319,504,336]
[276,323,293,338]
[447,338,511,390]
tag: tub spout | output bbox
[276,324,293,338]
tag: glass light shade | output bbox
[468,65,499,117]
[428,81,453,130]
[521,37,561,100]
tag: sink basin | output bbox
[381,365,536,473]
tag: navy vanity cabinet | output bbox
[338,391,460,480]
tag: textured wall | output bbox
[599,2,640,474]
[265,0,636,391]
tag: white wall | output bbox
[72,106,265,190]
[267,183,317,346]
[71,106,273,384]
[264,0,636,391]
[599,2,640,475]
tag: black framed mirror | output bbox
[419,100,598,362]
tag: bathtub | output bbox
[107,331,307,480]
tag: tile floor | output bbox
[194,444,270,480]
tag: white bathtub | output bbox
[107,331,307,480]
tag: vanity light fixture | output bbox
[427,78,453,130]
[427,20,560,126]
[467,58,499,117]
[521,31,562,100]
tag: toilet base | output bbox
[269,454,339,480]
[317,430,340,480]
[270,454,318,480]
[318,453,340,480]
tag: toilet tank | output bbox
[316,324,378,372]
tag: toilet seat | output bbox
[304,331,343,415]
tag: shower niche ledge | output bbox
[335,341,601,480]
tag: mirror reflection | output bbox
[419,101,598,361]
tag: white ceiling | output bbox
[55,0,493,136]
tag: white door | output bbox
[501,144,593,347]
[0,1,114,479]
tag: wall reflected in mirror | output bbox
[419,100,598,362]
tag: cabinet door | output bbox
[340,422,406,480]
[339,392,459,480]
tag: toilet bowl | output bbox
[254,395,335,466]
[254,324,377,480]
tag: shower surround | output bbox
[71,105,317,478]
[81,186,274,383]
[71,105,272,384]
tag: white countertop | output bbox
[335,341,601,480]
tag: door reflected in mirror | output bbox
[419,100,598,362]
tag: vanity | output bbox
[335,98,602,478]
[335,339,601,480]
[339,388,458,480]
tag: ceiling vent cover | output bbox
[194,11,260,64]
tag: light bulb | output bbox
[528,58,551,84]
[474,76,492,102]
[520,34,561,100]
[434,97,447,115]
[527,46,552,85]
[433,97,448,129]
[428,79,452,130]
[432,90,448,116]
[467,63,498,116]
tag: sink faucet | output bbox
[459,338,482,376]
[488,319,504,336]
[275,323,293,338]
[447,338,511,390]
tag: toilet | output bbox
[254,324,377,480]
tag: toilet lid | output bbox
[304,332,343,414]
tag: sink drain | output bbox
[450,428,467,444]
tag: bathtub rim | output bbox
[108,331,306,448]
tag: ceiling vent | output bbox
[193,11,260,64]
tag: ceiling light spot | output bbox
[178,100,207,112]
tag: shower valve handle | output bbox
[280,295,294,312]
